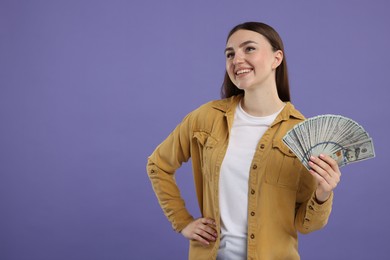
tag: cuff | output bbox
[302,192,334,231]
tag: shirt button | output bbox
[260,144,265,149]
[251,189,255,195]
[251,211,255,216]
[252,164,257,169]
[250,234,255,239]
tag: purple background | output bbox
[1,0,389,259]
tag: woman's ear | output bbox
[272,50,283,70]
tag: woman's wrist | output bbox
[315,190,331,204]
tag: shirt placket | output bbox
[211,108,235,258]
[246,126,275,259]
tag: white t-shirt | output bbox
[217,102,283,260]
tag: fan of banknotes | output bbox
[282,115,375,170]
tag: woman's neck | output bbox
[241,87,285,117]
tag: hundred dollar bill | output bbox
[330,137,375,167]
[282,114,375,171]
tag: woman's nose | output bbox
[233,53,244,65]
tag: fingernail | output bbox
[320,154,325,158]
[310,156,315,160]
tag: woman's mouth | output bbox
[235,68,253,77]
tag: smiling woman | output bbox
[147,22,341,260]
[221,22,290,103]
[224,29,285,117]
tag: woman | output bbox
[147,22,341,259]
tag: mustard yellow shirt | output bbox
[147,95,333,260]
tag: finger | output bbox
[190,218,218,244]
[309,169,331,189]
[200,224,218,237]
[193,233,211,245]
[201,218,216,227]
[318,154,341,175]
[196,228,217,242]
[198,219,218,239]
[309,162,339,191]
[308,161,337,190]
[313,155,341,185]
[309,156,336,177]
[309,159,332,179]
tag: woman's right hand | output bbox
[181,218,218,246]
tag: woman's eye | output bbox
[246,46,255,52]
[226,53,234,59]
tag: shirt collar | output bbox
[211,95,242,113]
[270,102,305,127]
[211,95,305,122]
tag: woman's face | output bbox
[225,29,282,92]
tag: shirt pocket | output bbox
[193,131,218,179]
[265,139,302,190]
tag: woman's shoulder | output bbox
[284,102,306,120]
[183,96,240,128]
[192,95,240,116]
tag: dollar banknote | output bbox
[282,115,375,170]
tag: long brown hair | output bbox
[221,22,291,102]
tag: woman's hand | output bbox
[308,154,341,203]
[181,218,218,246]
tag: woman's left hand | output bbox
[308,154,341,203]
